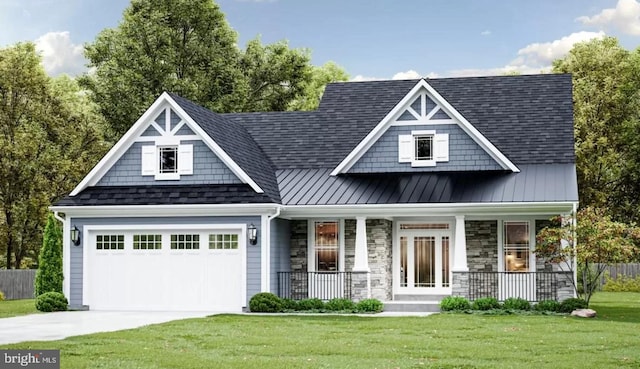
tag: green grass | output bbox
[0,299,38,318]
[4,292,640,368]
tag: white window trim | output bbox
[411,130,436,167]
[307,219,345,272]
[498,219,537,273]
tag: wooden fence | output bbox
[0,269,36,300]
[597,263,640,287]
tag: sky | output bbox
[1,0,639,80]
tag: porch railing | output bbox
[467,272,559,302]
[277,271,353,300]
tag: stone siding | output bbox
[466,220,498,272]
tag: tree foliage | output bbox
[35,214,63,296]
[288,61,349,111]
[535,207,639,305]
[553,37,640,222]
[82,0,320,139]
[0,43,108,269]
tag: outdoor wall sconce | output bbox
[248,223,258,245]
[71,225,81,246]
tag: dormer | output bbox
[331,79,519,175]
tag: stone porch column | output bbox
[452,215,468,272]
[353,216,371,299]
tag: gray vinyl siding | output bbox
[349,124,502,173]
[140,125,161,136]
[69,216,261,309]
[270,218,291,293]
[96,140,242,186]
[175,124,195,136]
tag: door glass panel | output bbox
[400,236,408,287]
[314,221,339,271]
[504,221,530,272]
[442,236,450,287]
[414,236,435,287]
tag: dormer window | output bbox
[141,143,193,180]
[159,146,178,174]
[399,130,448,167]
[415,135,433,161]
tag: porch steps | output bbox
[384,295,445,313]
[383,301,441,313]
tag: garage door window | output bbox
[209,233,238,249]
[171,234,200,249]
[96,235,124,250]
[133,234,162,250]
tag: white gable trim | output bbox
[70,92,264,196]
[330,79,520,176]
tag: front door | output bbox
[398,229,451,294]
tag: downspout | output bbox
[54,211,72,299]
[262,206,281,292]
[572,202,578,298]
[53,211,65,223]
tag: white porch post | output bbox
[353,216,370,272]
[453,215,468,272]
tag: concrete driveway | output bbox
[0,311,213,345]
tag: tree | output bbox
[535,207,638,305]
[553,37,640,223]
[35,214,63,295]
[82,0,316,139]
[0,43,108,269]
[288,61,349,111]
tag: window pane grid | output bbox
[208,233,238,249]
[504,221,530,272]
[415,135,433,161]
[159,146,177,173]
[96,234,124,250]
[133,234,162,250]
[314,221,339,271]
[170,234,200,249]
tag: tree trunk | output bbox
[4,210,13,269]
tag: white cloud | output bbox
[577,0,640,35]
[424,72,440,79]
[392,70,421,80]
[447,31,605,77]
[350,74,383,82]
[34,31,86,76]
[515,31,605,67]
[480,30,491,36]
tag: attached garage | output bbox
[83,225,246,312]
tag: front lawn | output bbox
[4,292,639,368]
[0,299,38,318]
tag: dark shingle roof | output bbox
[168,93,281,202]
[224,74,575,169]
[56,184,273,206]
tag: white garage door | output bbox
[84,225,245,312]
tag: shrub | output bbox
[533,300,560,312]
[35,214,64,296]
[35,292,68,312]
[280,298,299,311]
[602,275,640,292]
[249,292,282,313]
[297,298,325,311]
[440,296,471,311]
[0,290,4,301]
[503,297,531,310]
[355,299,383,313]
[325,298,356,312]
[558,297,588,313]
[471,297,501,311]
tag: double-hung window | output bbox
[503,221,531,272]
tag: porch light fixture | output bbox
[71,225,81,246]
[248,223,258,245]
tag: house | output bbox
[51,74,578,312]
